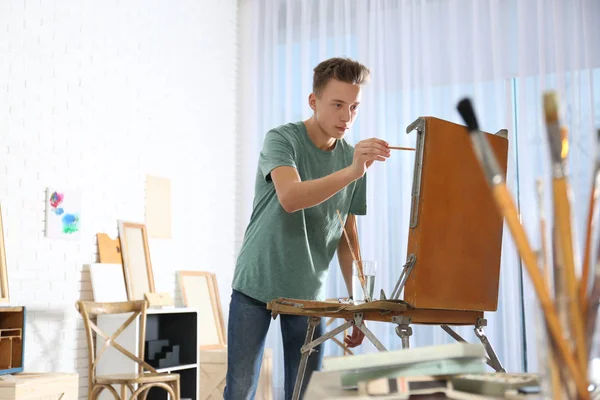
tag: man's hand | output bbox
[344,325,365,348]
[349,138,390,179]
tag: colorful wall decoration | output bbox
[45,188,81,240]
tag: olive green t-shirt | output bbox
[232,121,367,303]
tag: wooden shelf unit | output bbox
[0,307,25,376]
[95,307,199,400]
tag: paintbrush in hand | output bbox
[388,146,415,151]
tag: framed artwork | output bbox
[118,221,155,301]
[178,271,226,349]
[45,188,81,240]
[0,204,9,304]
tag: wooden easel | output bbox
[267,116,510,400]
[400,116,508,312]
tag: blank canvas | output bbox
[89,263,128,302]
[145,175,172,239]
[179,271,226,349]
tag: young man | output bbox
[224,58,390,400]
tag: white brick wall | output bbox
[0,0,237,397]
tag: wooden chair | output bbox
[76,300,180,400]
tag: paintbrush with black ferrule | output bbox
[457,97,589,400]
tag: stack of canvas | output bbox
[322,343,487,389]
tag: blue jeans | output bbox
[223,290,324,400]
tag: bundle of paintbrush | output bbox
[456,93,600,400]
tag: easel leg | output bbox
[441,324,499,371]
[300,320,353,354]
[291,316,321,400]
[474,318,506,373]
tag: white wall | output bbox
[0,0,237,397]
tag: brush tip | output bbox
[457,98,479,133]
[543,92,560,123]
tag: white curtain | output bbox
[237,0,600,397]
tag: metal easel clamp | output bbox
[353,312,364,328]
[474,317,487,332]
[392,315,413,349]
[392,315,412,325]
[406,117,426,229]
[395,324,413,337]
[390,254,417,300]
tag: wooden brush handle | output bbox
[388,146,415,151]
[580,180,598,316]
[336,210,367,295]
[536,183,564,399]
[553,179,588,378]
[492,185,589,400]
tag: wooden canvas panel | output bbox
[97,233,123,264]
[118,221,155,301]
[179,271,226,349]
[404,117,508,311]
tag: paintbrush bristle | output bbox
[543,92,560,123]
[561,126,569,160]
[457,98,479,133]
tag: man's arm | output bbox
[271,166,358,213]
[337,213,361,297]
[270,138,389,213]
